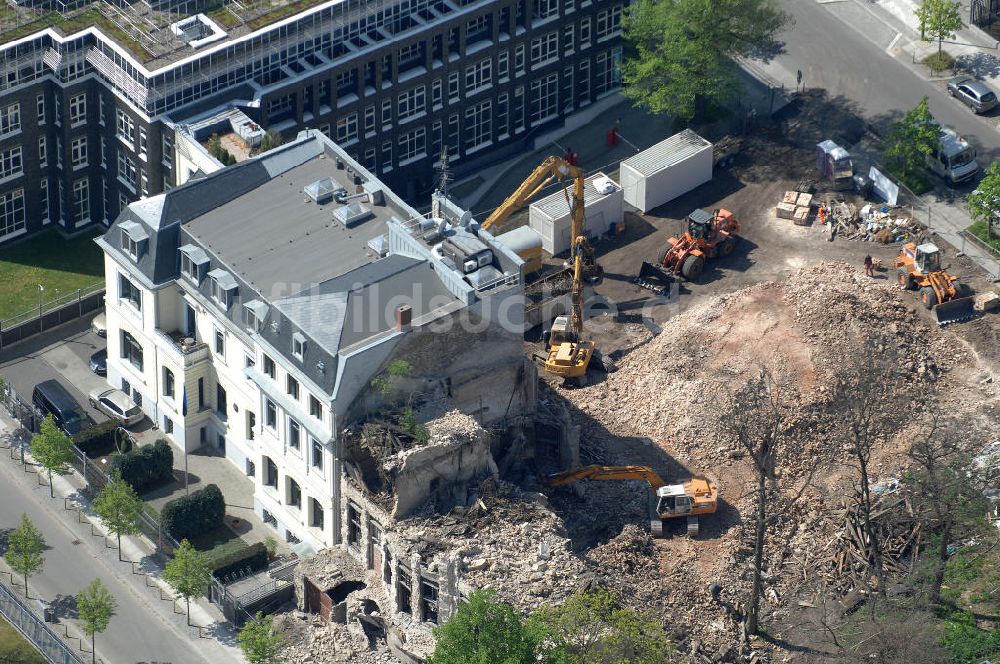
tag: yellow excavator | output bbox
[548,465,719,537]
[482,156,604,386]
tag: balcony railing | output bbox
[155,328,210,367]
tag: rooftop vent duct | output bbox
[304,177,336,204]
[333,202,374,227]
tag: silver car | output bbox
[91,312,107,337]
[88,388,143,427]
[947,76,998,114]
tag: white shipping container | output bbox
[620,129,713,213]
[528,172,624,255]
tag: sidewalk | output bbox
[0,412,246,664]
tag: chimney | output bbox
[396,305,412,331]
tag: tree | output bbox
[163,539,211,625]
[259,129,284,153]
[93,472,144,561]
[5,513,44,597]
[916,0,963,55]
[884,98,939,190]
[238,612,285,664]
[621,0,791,122]
[968,161,1000,241]
[428,589,541,664]
[718,367,814,636]
[907,412,987,605]
[31,414,75,498]
[76,578,115,664]
[530,588,676,663]
[830,338,914,598]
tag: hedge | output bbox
[109,439,173,493]
[74,420,130,457]
[207,541,269,579]
[161,483,225,541]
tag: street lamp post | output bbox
[37,284,44,332]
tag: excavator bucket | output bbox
[636,261,674,294]
[933,296,977,325]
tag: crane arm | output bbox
[547,464,666,489]
[480,156,583,232]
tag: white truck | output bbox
[927,126,979,185]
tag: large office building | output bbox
[0,0,624,245]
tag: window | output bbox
[116,109,134,144]
[0,189,25,237]
[579,59,591,101]
[397,567,412,613]
[515,44,525,74]
[309,396,322,420]
[38,137,46,167]
[138,128,147,158]
[431,121,443,160]
[55,136,62,168]
[71,137,87,168]
[292,333,306,359]
[214,328,225,356]
[467,14,490,42]
[210,273,236,307]
[398,127,426,163]
[381,99,393,126]
[564,24,575,54]
[69,93,86,125]
[265,399,277,428]
[54,101,62,127]
[0,103,20,136]
[216,384,227,418]
[312,439,324,469]
[162,134,173,168]
[288,419,301,450]
[263,355,275,379]
[364,147,376,171]
[164,417,174,434]
[180,249,207,282]
[118,273,141,311]
[382,141,393,171]
[580,17,591,47]
[310,498,324,529]
[397,86,426,121]
[465,101,492,152]
[246,410,256,441]
[264,456,278,488]
[118,151,137,190]
[100,137,107,167]
[530,32,559,66]
[498,51,509,80]
[347,503,361,546]
[431,79,442,108]
[98,96,105,126]
[120,228,143,259]
[420,578,439,624]
[287,375,299,400]
[447,114,460,157]
[36,95,44,124]
[39,180,49,224]
[245,354,255,369]
[243,304,260,331]
[121,330,143,370]
[364,106,376,134]
[534,0,558,20]
[595,47,623,95]
[530,72,559,125]
[496,94,509,137]
[447,72,460,101]
[72,178,89,225]
[335,113,358,143]
[596,5,622,39]
[465,59,491,93]
[163,367,175,398]
[0,147,23,180]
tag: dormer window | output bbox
[179,244,209,284]
[292,332,306,359]
[243,300,267,333]
[208,269,238,308]
[118,221,148,261]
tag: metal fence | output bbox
[0,283,104,350]
[0,581,86,664]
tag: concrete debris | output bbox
[823,202,926,244]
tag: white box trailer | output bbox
[620,129,713,213]
[528,173,624,255]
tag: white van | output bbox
[927,127,979,185]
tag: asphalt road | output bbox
[0,453,223,664]
[775,0,1000,167]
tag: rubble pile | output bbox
[823,202,925,243]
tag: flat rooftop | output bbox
[185,152,391,297]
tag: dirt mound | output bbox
[586,524,657,578]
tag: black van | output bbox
[32,380,91,436]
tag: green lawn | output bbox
[0,615,45,664]
[969,220,1000,253]
[0,230,104,323]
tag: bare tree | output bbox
[830,338,915,597]
[908,411,989,605]
[719,366,815,636]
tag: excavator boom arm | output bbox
[480,156,583,233]
[547,464,667,489]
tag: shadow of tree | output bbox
[954,52,1000,79]
[50,593,79,620]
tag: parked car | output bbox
[32,380,92,436]
[88,388,143,427]
[947,76,998,114]
[91,312,107,337]
[89,349,107,376]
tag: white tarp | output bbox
[869,166,899,206]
